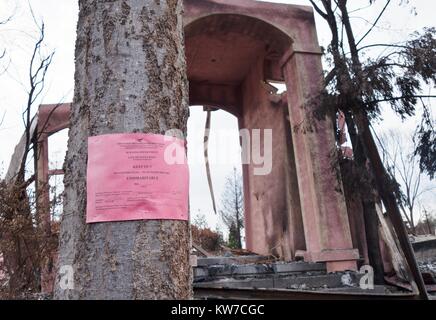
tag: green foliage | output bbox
[226,223,240,249]
[361,28,436,120]
[219,168,244,249]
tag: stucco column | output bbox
[282,47,359,272]
[36,132,50,235]
[35,131,52,293]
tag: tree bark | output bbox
[54,0,191,299]
[361,200,384,284]
[343,112,385,284]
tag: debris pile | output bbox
[193,254,396,296]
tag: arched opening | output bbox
[185,14,304,259]
[47,128,69,221]
[186,14,292,116]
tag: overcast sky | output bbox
[0,0,434,234]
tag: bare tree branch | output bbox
[367,95,436,105]
[17,18,55,181]
[309,0,328,19]
[0,13,14,25]
[0,12,13,74]
[219,168,244,249]
[357,43,409,52]
[377,130,433,233]
[356,0,391,46]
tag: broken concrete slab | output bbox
[197,255,271,266]
[194,272,364,291]
[194,261,326,280]
[413,238,436,261]
[273,262,325,273]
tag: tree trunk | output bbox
[361,200,385,284]
[343,112,385,284]
[354,111,428,299]
[54,0,191,299]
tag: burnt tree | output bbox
[309,0,434,298]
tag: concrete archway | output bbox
[185,12,302,260]
[185,13,292,116]
[184,0,359,272]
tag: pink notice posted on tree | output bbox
[86,133,189,223]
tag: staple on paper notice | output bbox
[86,133,189,223]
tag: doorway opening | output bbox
[187,106,246,253]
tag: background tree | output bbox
[0,7,55,297]
[378,130,436,234]
[308,0,434,296]
[0,8,14,77]
[193,212,208,230]
[219,168,244,249]
[415,207,435,235]
[0,7,15,128]
[54,0,191,299]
